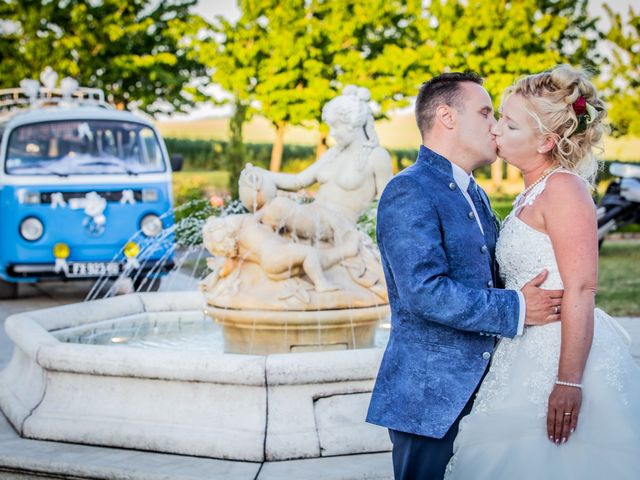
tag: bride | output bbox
[445,65,640,479]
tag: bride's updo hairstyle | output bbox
[506,64,607,184]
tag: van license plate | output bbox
[67,262,122,277]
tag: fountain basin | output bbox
[208,305,386,354]
[0,292,391,462]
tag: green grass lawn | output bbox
[597,240,640,316]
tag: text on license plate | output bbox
[68,262,121,277]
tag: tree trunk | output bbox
[316,130,328,159]
[269,122,286,172]
[491,157,503,193]
[227,102,248,199]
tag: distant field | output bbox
[158,114,640,161]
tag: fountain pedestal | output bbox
[208,305,387,354]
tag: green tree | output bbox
[419,0,599,107]
[315,0,423,154]
[198,2,268,197]
[249,0,316,171]
[250,0,423,169]
[0,0,208,114]
[416,0,600,186]
[604,5,640,137]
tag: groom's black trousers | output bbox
[388,379,481,480]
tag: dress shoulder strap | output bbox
[512,167,586,215]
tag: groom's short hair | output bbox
[416,71,483,134]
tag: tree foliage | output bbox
[418,0,599,105]
[196,0,270,195]
[604,5,640,137]
[0,0,208,113]
[243,0,424,169]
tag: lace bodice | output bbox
[496,214,563,291]
[495,168,577,291]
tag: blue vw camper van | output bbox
[0,79,181,299]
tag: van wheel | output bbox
[132,275,162,293]
[0,279,18,300]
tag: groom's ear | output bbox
[537,135,556,154]
[435,104,455,130]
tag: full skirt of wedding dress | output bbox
[445,308,640,480]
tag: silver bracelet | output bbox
[555,380,582,389]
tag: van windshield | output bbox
[5,120,166,175]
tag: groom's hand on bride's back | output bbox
[521,269,563,325]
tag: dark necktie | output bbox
[467,177,492,238]
[468,177,500,285]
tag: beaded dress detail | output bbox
[445,170,640,480]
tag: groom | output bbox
[366,72,563,479]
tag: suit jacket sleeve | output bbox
[377,174,520,338]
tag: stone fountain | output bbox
[201,85,393,354]
[0,86,395,463]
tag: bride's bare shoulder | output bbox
[540,170,594,211]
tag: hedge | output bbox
[164,137,639,181]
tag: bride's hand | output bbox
[547,384,582,444]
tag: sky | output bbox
[193,0,636,27]
[180,0,637,121]
[192,0,240,23]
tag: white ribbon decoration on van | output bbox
[54,258,68,274]
[83,192,107,227]
[70,192,107,234]
[120,189,136,205]
[50,192,66,209]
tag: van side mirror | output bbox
[170,154,183,172]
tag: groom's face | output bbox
[454,83,498,167]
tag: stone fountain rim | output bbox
[0,291,390,462]
[2,291,385,386]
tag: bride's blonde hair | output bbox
[505,65,607,185]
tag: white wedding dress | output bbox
[445,171,640,479]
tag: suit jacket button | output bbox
[487,280,493,287]
[468,211,475,219]
[481,245,488,253]
[482,351,491,360]
[449,182,457,191]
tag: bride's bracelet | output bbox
[555,380,582,389]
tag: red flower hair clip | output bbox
[573,96,587,116]
[572,95,596,134]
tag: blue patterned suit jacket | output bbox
[366,145,520,438]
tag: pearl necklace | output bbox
[518,166,562,200]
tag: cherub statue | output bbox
[202,214,358,293]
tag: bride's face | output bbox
[491,94,545,168]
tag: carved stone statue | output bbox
[202,214,357,292]
[239,85,392,225]
[201,86,393,354]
